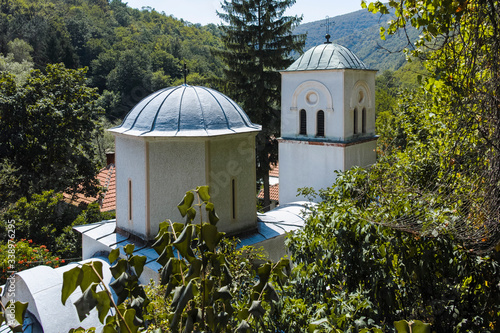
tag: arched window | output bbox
[231,178,236,220]
[362,108,367,134]
[128,179,132,221]
[316,110,325,137]
[353,108,358,135]
[299,109,307,135]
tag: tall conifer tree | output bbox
[216,0,305,209]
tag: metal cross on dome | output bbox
[321,16,335,44]
[183,62,189,85]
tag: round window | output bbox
[306,91,318,105]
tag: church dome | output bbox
[110,84,261,137]
[285,43,369,71]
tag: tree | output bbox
[362,0,500,250]
[285,169,500,331]
[215,0,305,210]
[0,63,102,206]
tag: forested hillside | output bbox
[0,0,223,120]
[0,0,420,122]
[294,8,420,71]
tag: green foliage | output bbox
[286,169,500,331]
[0,38,33,84]
[62,248,147,332]
[216,0,305,207]
[0,192,114,262]
[366,0,500,252]
[0,0,224,120]
[394,320,431,333]
[62,186,289,332]
[0,63,102,205]
[149,186,289,332]
[0,239,64,285]
[1,191,79,255]
[0,293,28,333]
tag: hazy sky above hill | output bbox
[125,0,364,25]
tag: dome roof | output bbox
[285,43,369,71]
[110,85,261,137]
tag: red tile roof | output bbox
[257,183,279,202]
[63,164,116,212]
[269,163,279,178]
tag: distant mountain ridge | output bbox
[294,8,420,72]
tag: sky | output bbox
[124,0,365,25]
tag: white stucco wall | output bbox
[113,131,259,239]
[148,139,207,238]
[281,70,345,141]
[279,141,345,203]
[344,139,378,170]
[344,70,377,140]
[209,133,258,234]
[115,135,147,238]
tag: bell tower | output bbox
[279,40,377,204]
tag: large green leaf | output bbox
[197,185,210,202]
[206,203,220,226]
[201,223,224,251]
[74,283,99,321]
[177,191,195,217]
[410,320,432,333]
[109,259,127,280]
[215,285,232,301]
[186,207,197,223]
[202,279,215,305]
[124,244,135,256]
[170,280,197,330]
[160,258,175,286]
[109,272,131,304]
[62,266,83,305]
[171,285,185,309]
[119,308,139,333]
[185,258,202,282]
[263,282,279,302]
[151,232,169,255]
[235,319,252,333]
[3,301,28,332]
[221,264,233,286]
[129,255,147,277]
[205,306,216,331]
[156,245,174,266]
[248,300,265,319]
[108,248,120,264]
[80,261,103,292]
[172,224,195,262]
[394,320,411,333]
[93,290,111,324]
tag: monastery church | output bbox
[1,38,377,332]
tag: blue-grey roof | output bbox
[109,84,261,137]
[285,43,370,71]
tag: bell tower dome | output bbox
[279,42,377,204]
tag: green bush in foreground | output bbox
[62,186,289,332]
